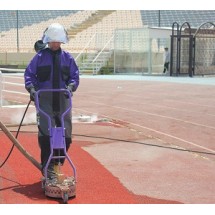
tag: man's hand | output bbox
[30,88,36,101]
[67,83,75,96]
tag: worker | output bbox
[24,23,80,180]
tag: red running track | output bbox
[0,132,180,204]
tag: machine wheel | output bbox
[63,193,69,204]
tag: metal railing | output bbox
[75,33,96,62]
[91,34,114,75]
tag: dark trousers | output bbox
[37,92,72,171]
[38,136,71,171]
[163,62,169,73]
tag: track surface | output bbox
[1,74,215,204]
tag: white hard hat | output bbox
[42,23,68,44]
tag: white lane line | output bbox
[121,119,215,154]
[2,105,34,108]
[73,107,215,154]
[3,81,25,86]
[3,75,24,79]
[78,92,215,117]
[126,94,215,109]
[3,90,28,95]
[90,101,215,130]
[165,99,215,108]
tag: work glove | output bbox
[29,87,36,101]
[67,83,75,97]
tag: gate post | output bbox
[170,22,179,76]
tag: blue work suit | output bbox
[24,48,79,172]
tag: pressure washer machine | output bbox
[35,89,77,203]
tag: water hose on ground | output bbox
[0,120,42,170]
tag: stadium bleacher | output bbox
[0,10,78,32]
[140,10,215,28]
[0,10,214,75]
[0,10,144,52]
[0,10,214,53]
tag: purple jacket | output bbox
[24,48,79,91]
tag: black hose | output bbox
[0,100,32,168]
[4,131,215,157]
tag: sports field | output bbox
[1,74,215,204]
